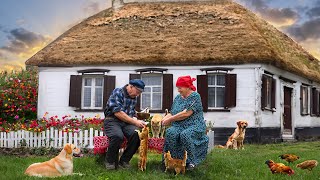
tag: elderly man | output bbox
[104,79,146,170]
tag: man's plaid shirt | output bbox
[104,85,137,118]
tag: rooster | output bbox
[279,154,299,164]
[265,160,295,176]
[296,160,318,171]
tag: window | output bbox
[261,74,276,111]
[69,71,115,111]
[197,73,237,111]
[82,76,104,109]
[300,86,309,115]
[208,74,225,108]
[140,74,162,110]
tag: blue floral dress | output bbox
[163,92,209,165]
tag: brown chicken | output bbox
[279,154,299,164]
[265,160,295,176]
[296,160,318,171]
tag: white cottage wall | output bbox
[37,65,259,128]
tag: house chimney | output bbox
[112,0,124,10]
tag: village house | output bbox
[26,0,320,144]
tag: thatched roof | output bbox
[26,0,320,82]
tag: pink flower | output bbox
[14,115,19,120]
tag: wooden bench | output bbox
[93,136,165,154]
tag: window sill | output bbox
[206,109,230,112]
[301,113,309,116]
[74,109,104,112]
[149,110,166,113]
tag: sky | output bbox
[0,0,319,71]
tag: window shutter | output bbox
[197,75,208,112]
[69,75,82,108]
[224,74,237,109]
[271,78,276,109]
[103,75,116,109]
[261,75,267,110]
[311,88,315,115]
[162,74,173,112]
[300,86,303,115]
[311,88,318,116]
[129,73,141,111]
[318,91,320,117]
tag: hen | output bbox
[279,154,299,164]
[296,160,318,171]
[265,160,295,176]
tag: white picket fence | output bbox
[0,128,104,149]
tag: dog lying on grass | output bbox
[25,143,82,177]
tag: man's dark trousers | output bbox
[104,118,140,168]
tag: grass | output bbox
[0,141,320,180]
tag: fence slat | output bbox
[63,131,67,147]
[46,129,50,148]
[89,128,93,148]
[79,131,83,148]
[74,133,78,147]
[58,131,62,148]
[54,130,58,148]
[84,130,88,147]
[68,132,72,144]
[25,131,29,147]
[50,127,54,147]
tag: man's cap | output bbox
[129,79,145,92]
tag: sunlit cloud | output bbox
[0,27,52,71]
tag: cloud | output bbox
[306,7,320,18]
[237,0,299,27]
[0,27,51,71]
[287,18,320,41]
[0,27,51,55]
[83,1,100,14]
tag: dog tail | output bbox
[182,150,187,166]
[217,145,226,149]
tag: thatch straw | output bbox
[26,1,320,82]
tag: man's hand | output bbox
[135,120,146,128]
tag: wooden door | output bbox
[283,87,292,131]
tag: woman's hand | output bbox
[162,117,172,126]
[135,120,146,128]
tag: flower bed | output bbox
[0,113,104,133]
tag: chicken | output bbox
[279,154,299,164]
[265,160,295,176]
[296,160,318,171]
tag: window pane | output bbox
[208,75,215,85]
[95,78,103,87]
[144,87,151,93]
[208,87,215,107]
[217,75,225,86]
[266,79,272,108]
[142,75,161,86]
[84,78,92,86]
[141,93,151,110]
[153,93,161,109]
[216,87,225,107]
[153,87,161,92]
[84,87,91,107]
[95,88,103,107]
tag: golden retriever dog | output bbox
[25,143,81,177]
[218,120,248,150]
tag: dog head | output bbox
[64,143,82,158]
[237,120,248,129]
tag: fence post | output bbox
[84,130,88,147]
[89,128,93,148]
[79,130,83,148]
[54,129,58,148]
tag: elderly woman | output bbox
[162,76,209,170]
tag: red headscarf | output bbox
[176,76,196,91]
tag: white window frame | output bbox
[140,73,163,110]
[208,73,226,109]
[81,75,104,109]
[301,85,309,115]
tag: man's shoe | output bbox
[186,163,196,171]
[119,161,130,169]
[105,162,116,170]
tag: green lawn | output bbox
[0,141,320,180]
